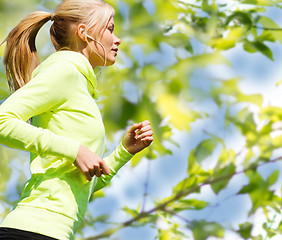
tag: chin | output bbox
[105,58,116,66]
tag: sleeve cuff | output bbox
[103,142,133,174]
[120,143,134,159]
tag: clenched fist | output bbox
[122,120,154,155]
[74,145,110,181]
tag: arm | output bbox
[93,120,153,192]
[0,61,81,162]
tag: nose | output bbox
[114,34,121,46]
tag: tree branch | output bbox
[253,25,282,31]
[85,157,282,240]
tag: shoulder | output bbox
[30,53,86,91]
[27,51,96,98]
[32,55,79,79]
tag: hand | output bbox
[122,120,154,155]
[74,145,110,181]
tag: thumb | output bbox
[127,122,143,134]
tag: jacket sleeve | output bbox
[93,143,133,192]
[0,60,81,162]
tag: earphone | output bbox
[85,34,107,75]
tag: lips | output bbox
[112,48,118,56]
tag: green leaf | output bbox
[226,11,252,28]
[122,206,139,218]
[158,224,185,240]
[211,163,236,194]
[200,0,218,14]
[170,199,209,212]
[267,170,280,186]
[210,27,245,50]
[278,220,282,234]
[188,220,224,240]
[213,78,262,106]
[134,214,158,227]
[243,42,258,53]
[242,0,273,6]
[154,0,180,21]
[259,16,282,43]
[238,171,278,214]
[239,183,258,194]
[243,148,255,166]
[252,41,274,60]
[218,148,236,166]
[194,138,218,163]
[237,222,253,239]
[260,106,282,122]
[156,92,201,131]
[257,30,276,42]
[237,93,263,107]
[201,0,209,13]
[159,230,170,240]
[173,176,198,194]
[244,40,273,60]
[263,222,277,238]
[252,235,263,240]
[188,149,202,175]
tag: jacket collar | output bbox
[51,50,100,99]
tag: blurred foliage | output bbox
[1,0,282,239]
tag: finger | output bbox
[136,125,151,135]
[100,161,110,175]
[85,172,92,181]
[141,136,154,141]
[141,136,154,145]
[94,166,102,177]
[141,120,151,127]
[89,168,95,178]
[127,122,143,133]
[137,130,153,140]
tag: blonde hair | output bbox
[1,0,114,92]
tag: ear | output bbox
[76,23,87,42]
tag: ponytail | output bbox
[1,0,115,92]
[1,12,52,92]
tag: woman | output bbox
[0,0,153,239]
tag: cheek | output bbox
[103,35,114,48]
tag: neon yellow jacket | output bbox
[0,50,133,240]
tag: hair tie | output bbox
[50,13,55,21]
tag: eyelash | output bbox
[108,28,114,33]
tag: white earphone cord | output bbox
[86,35,107,75]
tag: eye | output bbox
[108,27,114,33]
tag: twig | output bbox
[165,208,191,224]
[253,25,282,31]
[140,159,151,213]
[85,156,282,240]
